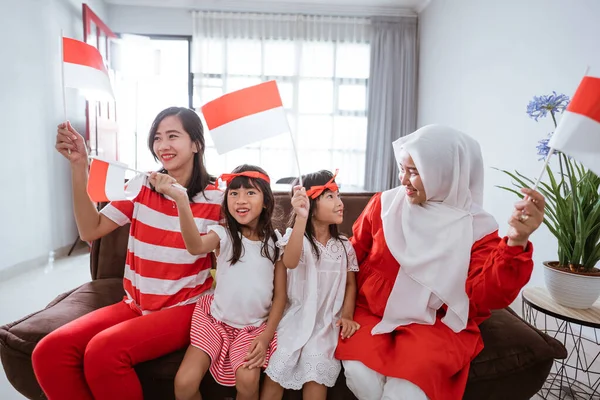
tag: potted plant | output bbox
[497,92,600,309]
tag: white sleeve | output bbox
[344,240,359,272]
[207,224,227,240]
[207,225,231,258]
[99,174,146,226]
[275,227,293,249]
[100,203,132,226]
[274,228,308,263]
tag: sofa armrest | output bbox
[0,278,125,400]
[463,307,567,400]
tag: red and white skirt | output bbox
[190,294,277,386]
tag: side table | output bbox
[522,286,600,399]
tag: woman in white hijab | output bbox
[334,125,545,400]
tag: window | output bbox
[113,36,190,174]
[193,38,369,188]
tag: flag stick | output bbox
[122,165,151,177]
[89,156,150,176]
[531,65,589,191]
[287,126,303,187]
[532,148,555,191]
[60,30,70,155]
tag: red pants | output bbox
[32,300,195,400]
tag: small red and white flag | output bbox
[63,37,114,99]
[87,158,143,202]
[201,81,289,155]
[549,74,600,176]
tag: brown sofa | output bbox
[1,192,567,400]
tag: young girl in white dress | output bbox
[262,170,360,400]
[152,164,287,400]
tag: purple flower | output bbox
[526,92,570,121]
[536,133,553,160]
[536,132,565,160]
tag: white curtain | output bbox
[191,11,370,46]
[191,11,371,188]
[363,17,418,191]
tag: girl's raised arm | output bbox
[281,186,309,269]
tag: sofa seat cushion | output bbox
[132,308,566,400]
[1,278,124,356]
[134,308,566,382]
[135,350,238,399]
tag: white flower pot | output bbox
[543,261,600,309]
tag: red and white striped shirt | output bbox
[101,176,223,314]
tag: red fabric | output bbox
[101,182,221,312]
[189,295,278,386]
[334,193,534,400]
[306,169,339,199]
[63,37,107,72]
[220,171,271,185]
[32,301,195,400]
[567,76,600,124]
[201,80,283,130]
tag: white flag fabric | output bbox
[87,158,143,202]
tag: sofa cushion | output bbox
[463,307,567,400]
[468,308,566,380]
[272,192,374,236]
[91,223,131,280]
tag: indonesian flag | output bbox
[201,81,289,154]
[63,37,114,99]
[549,75,600,175]
[87,158,143,202]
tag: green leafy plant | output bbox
[496,93,600,272]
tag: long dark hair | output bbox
[288,170,347,260]
[223,165,279,265]
[147,107,215,200]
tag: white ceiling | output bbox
[104,0,430,16]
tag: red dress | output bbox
[334,193,534,400]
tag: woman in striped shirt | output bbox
[33,107,223,400]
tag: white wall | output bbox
[0,0,108,272]
[108,5,192,36]
[418,0,600,287]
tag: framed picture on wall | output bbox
[82,4,118,160]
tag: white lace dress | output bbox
[265,231,359,389]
